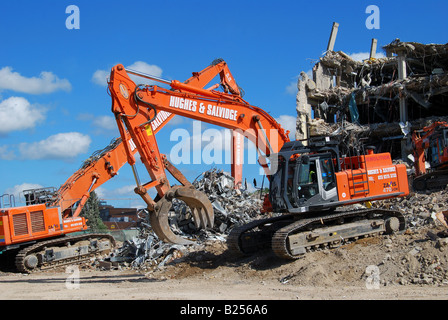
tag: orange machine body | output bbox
[412,121,448,176]
[335,152,409,204]
[0,204,87,247]
[411,121,448,191]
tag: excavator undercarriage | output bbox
[228,208,405,259]
[15,233,115,273]
[412,168,448,191]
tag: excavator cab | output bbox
[295,155,337,204]
[425,126,448,170]
[296,155,318,201]
[268,137,339,214]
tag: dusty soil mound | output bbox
[2,188,447,300]
[145,223,448,288]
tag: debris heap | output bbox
[296,36,448,160]
[373,188,448,229]
[181,168,265,236]
[104,168,266,270]
[107,229,187,270]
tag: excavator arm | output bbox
[53,133,135,218]
[110,65,289,157]
[109,62,290,243]
[183,58,243,96]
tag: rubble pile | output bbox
[296,37,448,159]
[373,188,448,229]
[188,168,266,234]
[304,41,448,125]
[370,222,448,286]
[103,229,188,271]
[102,169,266,271]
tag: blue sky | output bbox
[1,0,447,208]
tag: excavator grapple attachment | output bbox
[149,186,214,245]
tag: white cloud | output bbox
[0,66,71,94]
[91,69,109,86]
[77,113,118,134]
[285,80,298,95]
[275,114,296,140]
[92,61,163,87]
[0,145,15,160]
[127,61,163,80]
[76,113,95,121]
[0,97,46,134]
[115,185,137,195]
[93,115,116,131]
[95,184,152,209]
[5,183,44,202]
[19,132,91,160]
[95,185,136,198]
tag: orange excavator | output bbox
[108,60,410,259]
[0,59,242,272]
[412,121,448,191]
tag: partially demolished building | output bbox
[296,25,448,160]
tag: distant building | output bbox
[99,201,139,230]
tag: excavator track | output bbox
[227,215,293,255]
[15,233,116,273]
[412,169,448,191]
[228,209,406,260]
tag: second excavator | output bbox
[412,121,448,191]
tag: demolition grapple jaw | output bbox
[149,186,214,245]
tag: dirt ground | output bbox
[1,224,448,301]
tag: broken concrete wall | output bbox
[295,71,315,140]
[296,38,448,159]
